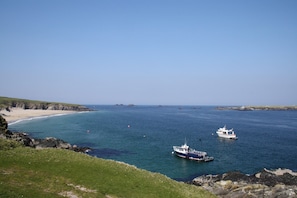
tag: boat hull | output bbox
[172,145,214,162]
[173,151,205,161]
[216,133,238,140]
[173,152,214,162]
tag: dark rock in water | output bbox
[3,132,91,153]
[192,169,297,197]
[34,137,72,149]
[72,145,92,153]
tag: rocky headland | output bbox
[0,97,93,124]
[0,112,91,153]
[217,105,297,111]
[191,169,297,197]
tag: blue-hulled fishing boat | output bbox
[172,142,214,162]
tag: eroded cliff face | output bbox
[6,102,90,111]
[0,115,8,134]
[0,97,91,111]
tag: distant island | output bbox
[216,105,297,111]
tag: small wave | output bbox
[78,111,90,114]
[8,113,72,126]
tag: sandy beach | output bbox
[0,108,77,124]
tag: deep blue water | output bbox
[9,105,297,181]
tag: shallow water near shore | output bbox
[9,105,297,181]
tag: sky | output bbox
[1,0,296,105]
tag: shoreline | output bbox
[217,105,297,111]
[192,168,297,197]
[0,108,78,125]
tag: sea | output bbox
[8,105,297,181]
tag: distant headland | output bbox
[216,105,297,111]
[0,96,92,123]
[0,96,91,111]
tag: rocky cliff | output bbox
[0,96,91,111]
[0,114,8,134]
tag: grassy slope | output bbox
[0,140,215,198]
[0,96,79,109]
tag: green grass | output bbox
[0,138,23,150]
[0,139,215,198]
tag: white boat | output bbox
[216,125,238,139]
[172,142,214,162]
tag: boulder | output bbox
[192,169,297,197]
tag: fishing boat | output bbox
[216,125,238,139]
[172,142,214,162]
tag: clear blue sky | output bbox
[1,0,296,105]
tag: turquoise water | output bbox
[9,106,297,180]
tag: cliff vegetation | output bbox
[0,96,90,111]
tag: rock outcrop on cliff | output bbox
[191,169,297,197]
[0,114,8,134]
